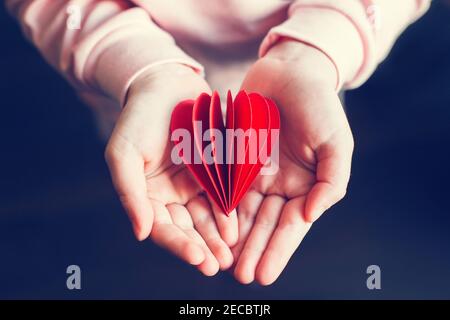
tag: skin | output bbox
[105,41,354,284]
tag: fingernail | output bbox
[132,222,145,241]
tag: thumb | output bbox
[304,135,353,223]
[105,134,154,241]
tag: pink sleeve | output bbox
[5,0,203,106]
[260,0,431,90]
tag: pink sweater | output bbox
[6,0,430,115]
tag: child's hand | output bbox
[105,64,238,276]
[233,41,354,285]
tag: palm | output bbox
[231,115,316,285]
[145,158,229,276]
[252,131,316,199]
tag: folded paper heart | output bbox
[170,90,280,215]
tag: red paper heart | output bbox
[170,90,280,215]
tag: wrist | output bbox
[130,63,199,90]
[264,39,338,90]
[126,62,204,104]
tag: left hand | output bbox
[232,40,354,285]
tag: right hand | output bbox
[105,64,238,276]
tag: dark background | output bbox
[1,1,449,299]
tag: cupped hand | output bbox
[105,64,238,276]
[233,41,354,285]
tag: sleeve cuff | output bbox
[75,8,204,107]
[260,1,373,90]
[260,0,431,90]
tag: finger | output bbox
[165,203,195,230]
[256,197,312,286]
[208,195,239,247]
[234,195,285,284]
[187,196,234,270]
[185,229,220,276]
[150,200,205,266]
[232,190,264,260]
[167,203,219,276]
[105,137,153,241]
[305,137,353,223]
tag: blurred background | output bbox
[1,1,449,299]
